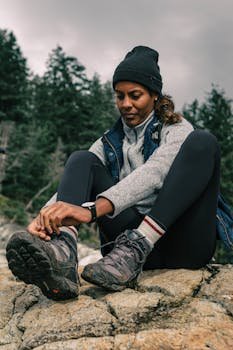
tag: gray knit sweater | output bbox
[90,115,194,217]
[45,115,194,216]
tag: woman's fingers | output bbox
[40,232,51,240]
[37,201,87,235]
[27,201,88,241]
[39,206,54,233]
[27,217,51,241]
[27,216,40,235]
[39,203,66,234]
[42,210,53,234]
[49,214,62,235]
[27,202,72,240]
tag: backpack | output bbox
[216,194,233,249]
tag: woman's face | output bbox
[115,81,157,128]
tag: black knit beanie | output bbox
[113,46,163,95]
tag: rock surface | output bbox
[0,264,233,350]
[1,221,233,349]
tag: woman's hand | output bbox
[27,215,52,241]
[27,198,113,240]
[37,201,92,235]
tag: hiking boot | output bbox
[6,231,79,301]
[81,230,152,291]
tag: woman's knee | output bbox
[183,130,220,156]
[66,150,100,167]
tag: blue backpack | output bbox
[216,194,233,249]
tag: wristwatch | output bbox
[81,202,97,222]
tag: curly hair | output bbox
[154,95,182,125]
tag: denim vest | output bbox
[101,114,163,183]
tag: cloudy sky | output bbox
[0,0,232,110]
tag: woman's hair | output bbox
[154,95,182,125]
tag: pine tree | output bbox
[78,74,118,149]
[1,39,119,221]
[0,29,29,122]
[32,46,89,155]
[3,122,53,200]
[0,29,29,197]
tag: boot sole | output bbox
[6,232,79,301]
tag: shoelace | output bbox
[100,232,147,267]
[115,233,147,265]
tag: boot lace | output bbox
[100,232,148,273]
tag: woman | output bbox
[6,46,220,301]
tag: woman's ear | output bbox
[154,94,159,103]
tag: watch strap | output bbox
[89,204,97,222]
[81,202,97,222]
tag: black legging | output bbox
[57,130,220,270]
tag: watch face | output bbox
[82,202,95,208]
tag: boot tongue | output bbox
[126,230,153,251]
[126,229,144,240]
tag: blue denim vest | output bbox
[101,114,162,183]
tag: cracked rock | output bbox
[137,268,208,300]
[0,265,233,350]
[104,288,163,332]
[19,295,116,349]
[200,264,233,316]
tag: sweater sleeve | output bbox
[98,118,194,217]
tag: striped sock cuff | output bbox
[137,216,165,246]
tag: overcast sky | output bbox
[0,0,232,110]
